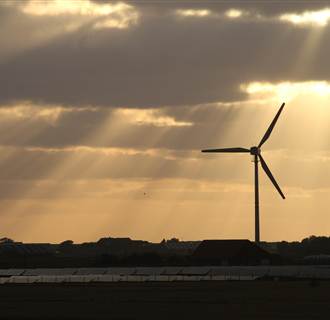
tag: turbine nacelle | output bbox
[250,146,260,156]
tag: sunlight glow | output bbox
[15,146,200,162]
[225,9,243,19]
[116,109,193,127]
[22,0,133,17]
[23,146,162,157]
[243,81,330,102]
[0,104,98,124]
[21,0,138,29]
[280,9,330,27]
[93,16,138,30]
[176,9,211,17]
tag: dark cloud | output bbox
[2,2,330,108]
[0,17,245,107]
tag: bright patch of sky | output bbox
[116,109,193,127]
[225,9,243,19]
[19,0,138,29]
[176,9,211,17]
[243,81,330,102]
[280,8,330,27]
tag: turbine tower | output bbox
[201,103,286,243]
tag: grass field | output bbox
[0,280,330,319]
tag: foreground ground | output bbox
[0,280,330,319]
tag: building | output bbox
[192,239,273,265]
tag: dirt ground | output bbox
[0,280,330,319]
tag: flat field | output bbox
[0,281,330,319]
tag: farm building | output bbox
[192,240,273,265]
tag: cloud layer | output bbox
[1,1,330,108]
[0,1,330,242]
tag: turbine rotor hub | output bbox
[250,146,260,155]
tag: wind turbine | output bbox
[201,103,285,243]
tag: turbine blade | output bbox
[258,103,285,148]
[259,154,285,199]
[201,147,250,153]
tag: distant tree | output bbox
[161,238,180,245]
[59,240,74,246]
[0,237,14,244]
[277,236,330,263]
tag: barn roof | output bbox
[192,239,270,261]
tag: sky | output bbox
[0,0,330,243]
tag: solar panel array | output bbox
[1,266,330,283]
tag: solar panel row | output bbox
[1,266,330,283]
[0,274,258,284]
